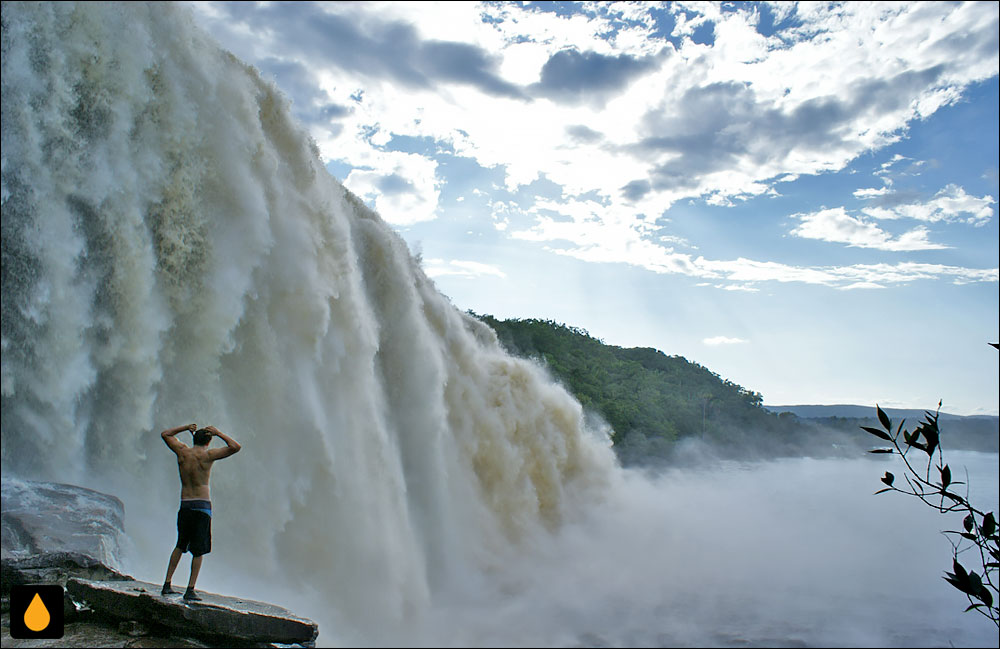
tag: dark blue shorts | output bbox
[175,500,212,556]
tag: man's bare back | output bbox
[161,424,242,499]
[175,445,217,500]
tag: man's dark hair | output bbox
[192,429,211,446]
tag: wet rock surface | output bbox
[2,478,125,569]
[0,613,210,648]
[67,578,319,646]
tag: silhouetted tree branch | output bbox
[863,403,998,628]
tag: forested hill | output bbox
[473,314,811,463]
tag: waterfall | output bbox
[1,2,615,641]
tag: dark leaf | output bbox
[945,575,980,598]
[903,430,926,451]
[939,465,951,489]
[877,405,891,431]
[868,448,894,454]
[981,512,996,538]
[964,604,984,612]
[979,586,993,608]
[960,533,978,541]
[862,426,892,441]
[964,514,975,532]
[944,573,967,593]
[968,571,984,597]
[953,559,969,580]
[881,472,894,487]
[922,426,939,456]
[874,488,893,495]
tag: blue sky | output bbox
[190,1,999,415]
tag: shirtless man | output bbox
[159,424,241,601]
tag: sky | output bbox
[188,1,1000,416]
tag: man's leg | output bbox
[162,547,183,595]
[183,555,203,601]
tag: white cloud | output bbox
[790,207,949,251]
[861,184,995,226]
[423,259,507,280]
[853,187,892,199]
[838,282,887,290]
[511,198,996,288]
[882,154,908,169]
[190,1,998,292]
[342,151,441,225]
[718,284,759,292]
[703,336,748,346]
[695,258,998,288]
[194,1,999,224]
[511,197,700,275]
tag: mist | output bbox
[111,448,998,647]
[395,450,999,648]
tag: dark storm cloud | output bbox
[214,1,525,100]
[565,124,604,143]
[376,173,416,196]
[319,103,352,119]
[621,179,652,201]
[630,65,949,193]
[256,57,353,128]
[418,40,527,99]
[530,48,663,104]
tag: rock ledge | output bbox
[66,577,318,646]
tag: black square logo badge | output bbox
[10,584,65,639]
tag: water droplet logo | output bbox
[11,584,63,639]
[25,592,51,631]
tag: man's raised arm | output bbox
[205,426,241,461]
[161,424,195,454]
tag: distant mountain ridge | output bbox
[765,404,998,454]
[766,404,999,422]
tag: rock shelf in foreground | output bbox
[66,577,319,646]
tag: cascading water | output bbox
[1,2,616,642]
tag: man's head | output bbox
[192,428,212,446]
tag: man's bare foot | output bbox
[183,588,202,602]
[161,583,178,596]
